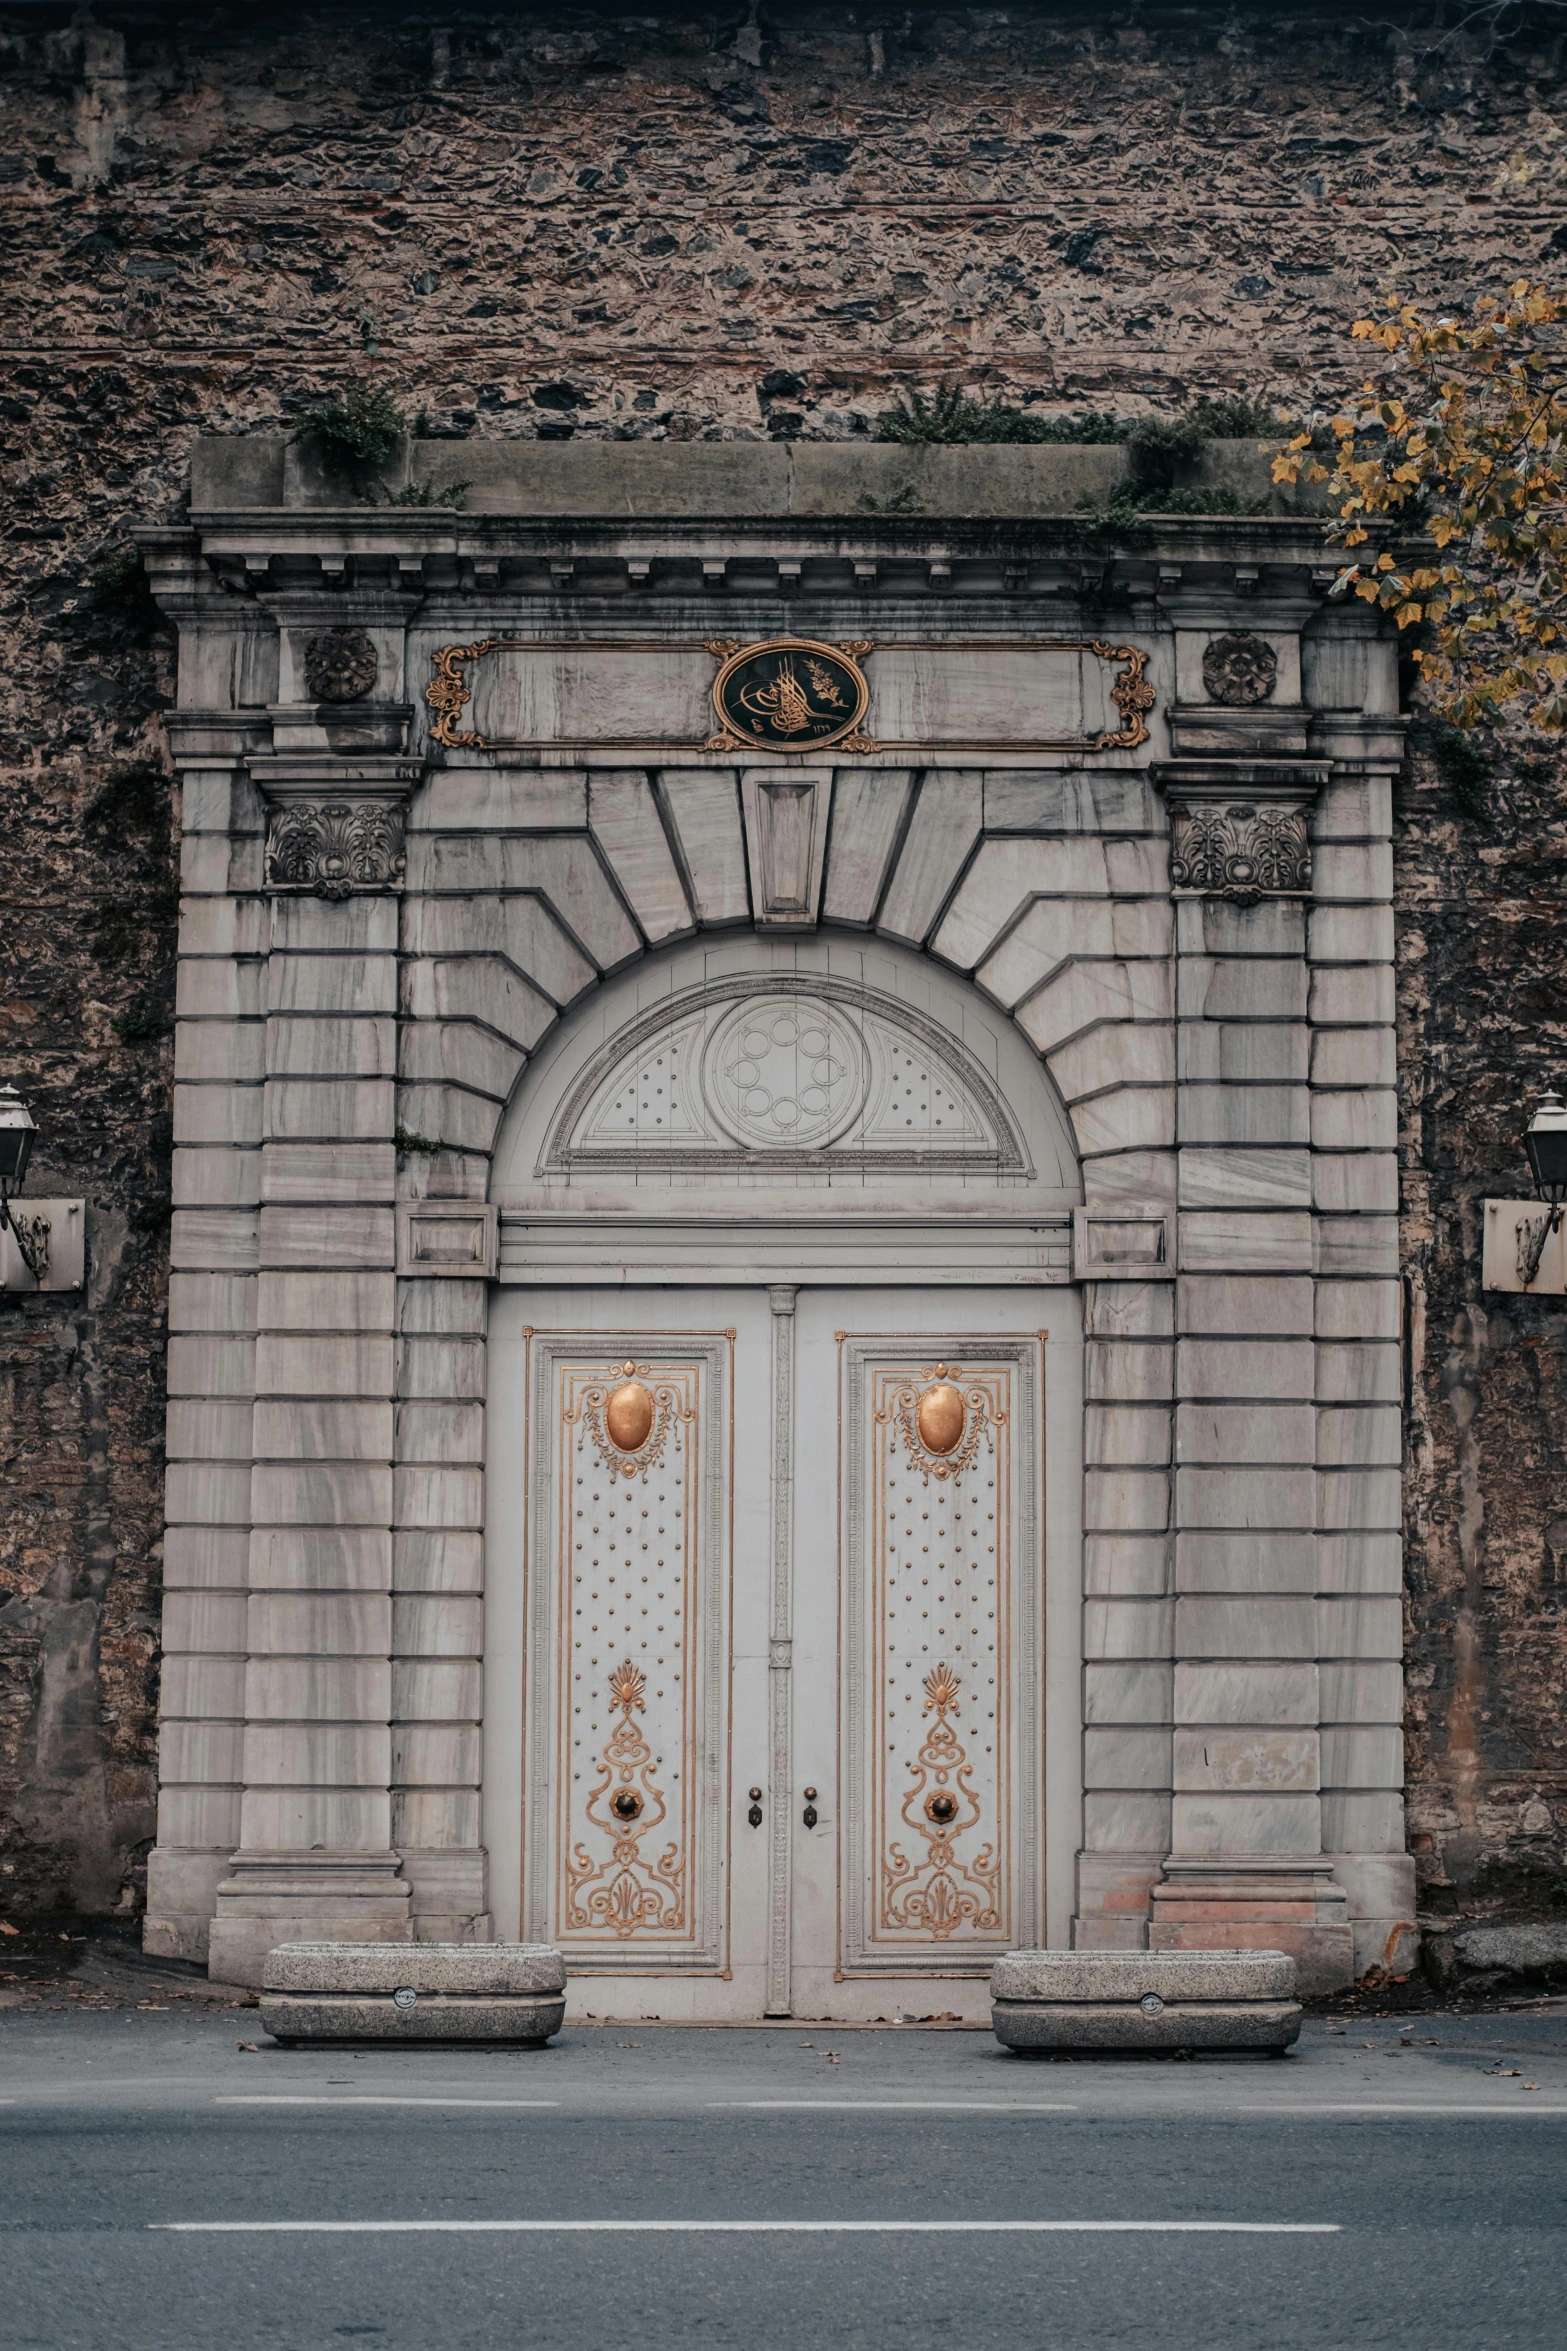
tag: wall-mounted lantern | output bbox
[0,1083,50,1284]
[1483,1088,1567,1295]
[1525,1089,1567,1211]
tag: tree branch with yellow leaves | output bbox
[1274,282,1567,729]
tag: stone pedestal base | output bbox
[207,1850,412,1989]
[1070,1852,1168,1951]
[400,1847,492,1944]
[1149,1857,1355,1995]
[145,1846,233,1965]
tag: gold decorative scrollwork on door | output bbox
[880,1362,998,1483]
[841,1342,1039,1974]
[882,1664,1001,1939]
[528,1342,727,1970]
[566,1660,686,1937]
[566,1359,686,1480]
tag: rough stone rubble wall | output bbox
[2,0,1565,1931]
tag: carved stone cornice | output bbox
[162,709,274,763]
[266,702,413,756]
[249,752,422,900]
[1150,759,1330,904]
[1167,702,1311,758]
[1305,709,1411,768]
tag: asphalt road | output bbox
[4,1989,1567,2350]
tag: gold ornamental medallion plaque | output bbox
[705,636,875,754]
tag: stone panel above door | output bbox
[491,934,1082,1225]
[549,973,1026,1175]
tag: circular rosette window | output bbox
[702,995,869,1151]
[712,638,870,751]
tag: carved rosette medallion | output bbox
[882,1663,1002,1941]
[704,994,867,1149]
[303,626,378,702]
[1202,631,1278,707]
[264,798,407,899]
[1167,796,1311,901]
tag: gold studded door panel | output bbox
[523,1336,731,1972]
[839,1338,1044,1976]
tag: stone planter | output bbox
[991,1949,1301,2052]
[259,1942,567,2044]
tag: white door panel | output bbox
[485,1281,1079,2021]
[790,1289,1067,2020]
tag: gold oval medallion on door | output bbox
[605,1365,655,1453]
[916,1373,965,1457]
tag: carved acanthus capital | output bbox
[265,797,406,899]
[1150,760,1329,905]
[250,754,422,900]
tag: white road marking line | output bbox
[152,2219,1339,2235]
[213,2097,560,2109]
[711,2100,1077,2112]
[1212,2115,1567,2134]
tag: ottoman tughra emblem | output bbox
[303,627,379,703]
[705,636,876,754]
[1201,631,1277,707]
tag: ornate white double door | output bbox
[490,1285,1071,2021]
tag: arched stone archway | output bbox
[143,445,1411,1993]
[477,930,1086,2017]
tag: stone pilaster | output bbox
[145,717,268,1963]
[1149,752,1356,1992]
[206,748,418,1985]
[1306,639,1416,1977]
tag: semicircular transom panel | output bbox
[545,972,1030,1177]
